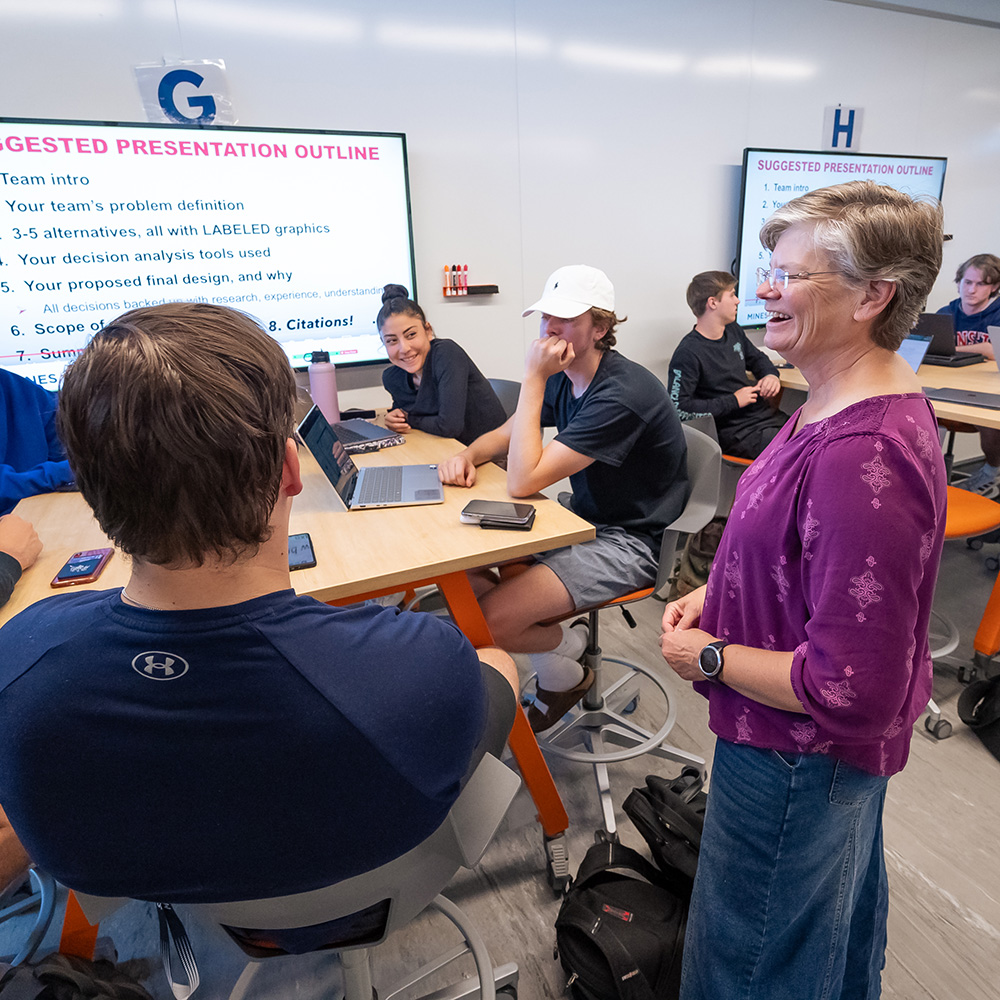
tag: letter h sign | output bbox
[823,106,864,152]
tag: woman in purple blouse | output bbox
[660,181,946,1000]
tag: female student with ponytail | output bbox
[378,284,507,446]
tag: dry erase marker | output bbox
[443,264,451,296]
[462,264,468,295]
[451,265,458,295]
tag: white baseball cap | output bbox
[522,265,615,319]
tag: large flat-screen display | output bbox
[0,118,416,388]
[735,147,947,328]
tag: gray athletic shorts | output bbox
[533,525,659,609]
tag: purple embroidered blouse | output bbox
[699,393,947,776]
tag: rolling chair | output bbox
[487,379,520,420]
[527,423,721,846]
[925,486,1000,739]
[70,753,521,1000]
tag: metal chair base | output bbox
[527,611,705,840]
[229,894,517,1000]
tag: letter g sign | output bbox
[158,68,217,124]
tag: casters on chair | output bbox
[544,833,572,896]
[957,664,978,684]
[925,715,953,740]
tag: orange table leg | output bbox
[435,571,569,837]
[330,572,570,838]
[58,890,99,959]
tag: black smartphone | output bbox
[288,532,317,571]
[50,548,113,588]
[460,500,536,525]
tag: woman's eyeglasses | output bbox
[755,266,844,290]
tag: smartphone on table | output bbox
[288,532,317,571]
[50,548,114,588]
[460,500,536,529]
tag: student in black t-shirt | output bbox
[378,285,506,446]
[669,271,787,459]
[439,266,689,732]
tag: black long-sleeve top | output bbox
[382,339,507,446]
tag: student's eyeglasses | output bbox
[755,266,844,290]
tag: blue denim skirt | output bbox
[681,739,890,1000]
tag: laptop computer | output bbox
[896,333,932,373]
[923,386,1000,411]
[987,326,1000,367]
[916,312,986,367]
[333,417,405,454]
[297,405,444,510]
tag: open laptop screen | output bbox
[298,406,358,505]
[896,334,932,373]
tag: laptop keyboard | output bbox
[334,424,368,444]
[356,466,403,505]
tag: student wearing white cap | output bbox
[439,265,689,731]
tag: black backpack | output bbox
[555,839,686,1000]
[622,768,707,899]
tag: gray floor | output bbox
[3,535,1000,1000]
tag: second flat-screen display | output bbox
[736,147,947,328]
[0,118,416,387]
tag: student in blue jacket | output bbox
[0,368,74,515]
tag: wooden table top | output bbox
[1,429,595,626]
[778,361,1000,430]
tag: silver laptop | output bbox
[334,417,405,454]
[896,333,932,373]
[988,326,1000,367]
[297,405,444,510]
[923,386,1000,411]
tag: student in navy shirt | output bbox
[439,266,688,732]
[0,302,516,905]
[935,253,1000,492]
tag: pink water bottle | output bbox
[308,350,340,424]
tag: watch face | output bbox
[699,642,724,678]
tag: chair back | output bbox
[73,753,520,950]
[487,379,520,419]
[652,423,721,599]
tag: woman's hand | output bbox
[384,408,412,433]
[660,587,712,681]
[661,585,706,632]
[660,626,716,682]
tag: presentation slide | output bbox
[736,148,947,328]
[0,119,416,387]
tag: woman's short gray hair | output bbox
[759,180,943,351]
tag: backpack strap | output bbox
[958,676,1000,729]
[555,898,659,1000]
[156,903,200,1000]
[572,840,667,893]
[0,964,47,1000]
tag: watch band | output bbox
[699,639,729,682]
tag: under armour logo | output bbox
[132,650,190,681]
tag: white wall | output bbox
[2,0,998,405]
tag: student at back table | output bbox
[438,265,689,732]
[668,270,787,459]
[936,253,1000,493]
